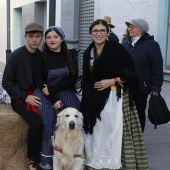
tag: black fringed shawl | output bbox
[81,40,139,134]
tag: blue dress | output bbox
[33,67,80,169]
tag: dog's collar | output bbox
[53,146,82,158]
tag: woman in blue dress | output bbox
[33,26,80,170]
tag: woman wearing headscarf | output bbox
[33,26,80,169]
[81,19,149,170]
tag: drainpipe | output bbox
[6,0,11,62]
[49,0,56,26]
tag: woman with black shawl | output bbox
[81,19,149,170]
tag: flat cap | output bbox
[125,18,149,33]
[25,22,43,33]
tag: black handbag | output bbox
[148,94,170,129]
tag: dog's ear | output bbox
[79,111,83,121]
[56,111,63,126]
[78,112,83,129]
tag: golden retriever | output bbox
[51,107,84,170]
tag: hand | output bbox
[94,79,113,91]
[54,100,63,109]
[150,91,159,96]
[25,95,42,106]
[42,84,49,96]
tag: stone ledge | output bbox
[0,103,28,170]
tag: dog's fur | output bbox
[52,107,84,170]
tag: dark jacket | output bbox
[108,30,119,43]
[123,33,163,94]
[2,46,42,100]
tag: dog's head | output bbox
[56,107,83,130]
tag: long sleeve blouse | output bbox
[33,50,78,104]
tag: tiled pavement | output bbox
[144,117,170,170]
[144,81,170,170]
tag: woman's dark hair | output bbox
[42,27,77,75]
[89,19,109,34]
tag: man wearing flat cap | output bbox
[2,22,44,170]
[103,16,119,43]
[123,17,163,132]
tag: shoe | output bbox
[28,159,37,170]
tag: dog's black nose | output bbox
[69,121,75,129]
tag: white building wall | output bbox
[94,0,158,42]
[55,0,62,27]
[0,0,158,63]
[0,1,7,63]
[0,0,44,63]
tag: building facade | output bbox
[0,0,170,80]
